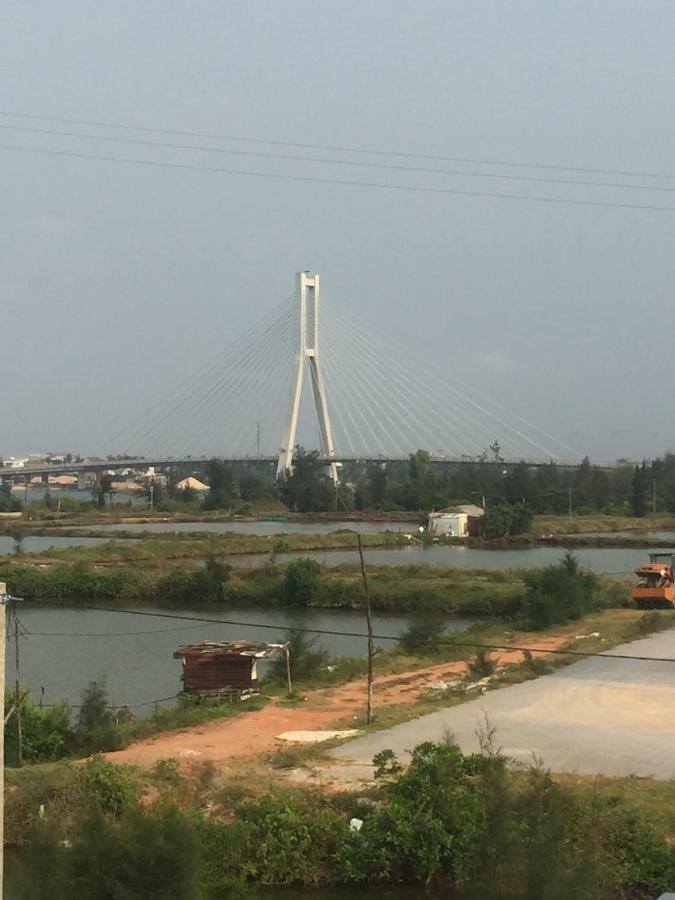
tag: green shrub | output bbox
[523,551,599,629]
[75,756,136,816]
[279,557,322,606]
[5,697,75,765]
[340,742,485,883]
[237,791,347,884]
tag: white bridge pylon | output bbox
[277,272,339,485]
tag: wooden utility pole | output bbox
[356,536,374,724]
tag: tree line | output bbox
[201,448,675,517]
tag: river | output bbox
[5,604,473,713]
[64,519,415,534]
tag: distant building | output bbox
[176,476,208,492]
[428,503,485,538]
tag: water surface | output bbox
[7,604,473,713]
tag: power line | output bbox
[1,107,673,182]
[2,142,675,214]
[19,624,208,637]
[30,598,675,664]
[2,121,675,196]
[40,693,180,710]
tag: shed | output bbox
[428,510,468,538]
[428,503,485,538]
[174,640,289,699]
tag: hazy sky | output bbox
[2,2,673,461]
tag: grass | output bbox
[534,512,675,535]
[119,694,267,744]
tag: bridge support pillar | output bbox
[77,471,88,491]
[277,272,338,485]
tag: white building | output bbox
[428,504,485,538]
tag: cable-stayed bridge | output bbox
[6,273,590,484]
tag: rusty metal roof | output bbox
[173,640,288,660]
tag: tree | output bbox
[279,558,322,606]
[76,680,120,753]
[523,551,598,628]
[278,447,334,512]
[478,502,532,538]
[631,463,649,517]
[0,481,20,512]
[204,459,236,510]
[370,466,389,506]
[399,600,445,654]
[95,473,114,508]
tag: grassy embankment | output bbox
[0,521,636,615]
[7,682,675,900]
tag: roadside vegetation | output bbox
[7,741,675,898]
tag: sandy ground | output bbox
[332,629,675,779]
[107,637,565,768]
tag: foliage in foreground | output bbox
[10,742,675,900]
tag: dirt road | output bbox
[107,638,564,768]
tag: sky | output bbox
[1,1,673,461]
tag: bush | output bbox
[76,679,124,754]
[154,557,230,605]
[398,601,446,654]
[5,696,75,765]
[279,558,321,607]
[12,805,199,900]
[269,623,328,684]
[75,756,136,816]
[339,742,485,883]
[467,648,496,678]
[237,791,347,884]
[522,551,598,629]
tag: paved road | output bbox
[331,630,675,778]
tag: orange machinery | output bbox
[632,552,675,609]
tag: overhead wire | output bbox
[2,142,675,214]
[2,108,674,183]
[22,597,675,665]
[5,121,675,196]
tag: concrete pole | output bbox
[0,581,8,900]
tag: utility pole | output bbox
[356,536,374,725]
[256,421,261,461]
[11,600,21,766]
[0,581,20,900]
[149,480,154,512]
